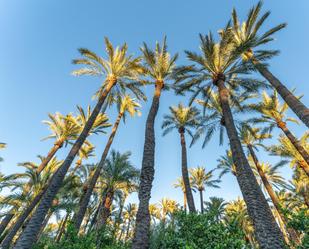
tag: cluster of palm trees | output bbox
[0,1,308,249]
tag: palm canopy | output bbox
[158,198,179,220]
[268,133,309,169]
[173,177,186,193]
[100,150,139,193]
[161,103,201,136]
[175,30,265,104]
[189,166,220,192]
[72,37,145,102]
[192,90,255,147]
[216,150,237,178]
[42,112,81,146]
[140,36,178,88]
[248,90,299,132]
[230,1,286,63]
[116,94,141,122]
[204,197,226,221]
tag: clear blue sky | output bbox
[0,0,308,209]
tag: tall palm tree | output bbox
[13,38,143,249]
[173,177,192,212]
[189,167,220,213]
[71,142,95,174]
[231,1,309,128]
[95,150,139,231]
[217,150,237,178]
[162,103,200,212]
[250,91,309,176]
[204,197,226,221]
[132,37,178,249]
[176,31,286,247]
[269,133,309,177]
[158,198,178,225]
[72,95,141,231]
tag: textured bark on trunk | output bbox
[248,145,301,245]
[216,78,286,249]
[199,190,204,214]
[132,82,163,249]
[0,213,14,238]
[254,61,309,128]
[96,191,114,230]
[13,80,115,249]
[72,110,123,231]
[277,121,309,177]
[0,185,48,248]
[179,131,196,213]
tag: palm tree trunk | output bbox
[125,218,131,241]
[254,61,309,128]
[216,78,286,249]
[96,191,114,230]
[72,110,123,231]
[248,145,301,245]
[56,212,70,243]
[179,131,196,213]
[13,80,116,249]
[277,121,309,176]
[0,142,63,238]
[0,213,14,238]
[183,192,187,212]
[199,190,204,214]
[36,211,52,242]
[132,82,163,249]
[88,200,103,233]
[0,185,48,248]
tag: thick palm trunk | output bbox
[254,61,309,128]
[216,78,286,249]
[72,110,123,231]
[179,131,196,213]
[96,191,114,230]
[277,121,309,177]
[248,145,301,245]
[13,81,115,249]
[0,142,63,238]
[132,83,163,249]
[199,190,204,214]
[0,185,48,248]
[0,213,14,238]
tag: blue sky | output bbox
[0,0,308,209]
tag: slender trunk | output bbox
[254,61,309,128]
[96,191,114,230]
[72,110,123,231]
[183,192,187,213]
[199,190,204,214]
[179,130,196,213]
[88,200,103,233]
[248,145,301,245]
[0,185,48,248]
[132,82,163,249]
[216,78,286,249]
[56,212,69,243]
[0,213,14,238]
[0,142,63,238]
[277,121,309,177]
[36,212,52,242]
[13,80,116,249]
[125,218,131,241]
[113,197,125,237]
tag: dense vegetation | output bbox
[0,2,308,249]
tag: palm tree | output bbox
[189,167,220,213]
[173,177,192,212]
[72,95,141,231]
[132,37,178,249]
[231,1,309,128]
[162,103,200,212]
[95,150,139,231]
[13,38,143,249]
[204,197,226,221]
[176,31,286,247]
[158,198,178,225]
[289,169,309,208]
[217,150,237,177]
[250,91,309,176]
[269,133,309,176]
[148,204,160,225]
[71,142,95,174]
[123,203,137,241]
